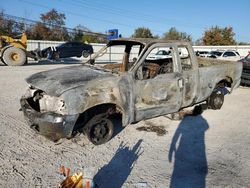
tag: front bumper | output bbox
[20,97,79,141]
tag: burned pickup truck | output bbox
[20,38,242,145]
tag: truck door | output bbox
[177,45,199,107]
[133,44,183,121]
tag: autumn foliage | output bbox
[202,26,236,45]
[163,27,192,42]
[0,9,105,42]
[131,27,154,38]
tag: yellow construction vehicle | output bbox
[0,32,28,66]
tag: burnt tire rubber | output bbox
[82,50,90,58]
[2,47,27,66]
[84,113,114,145]
[208,92,224,110]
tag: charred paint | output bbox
[20,39,243,142]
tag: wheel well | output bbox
[215,77,232,90]
[72,103,123,134]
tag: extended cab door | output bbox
[133,43,183,121]
[177,44,199,107]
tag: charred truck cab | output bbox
[20,38,242,145]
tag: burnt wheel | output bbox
[85,114,114,145]
[208,92,224,110]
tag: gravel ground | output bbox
[0,61,250,188]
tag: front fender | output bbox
[61,75,135,126]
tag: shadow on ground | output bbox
[94,139,143,188]
[168,108,209,188]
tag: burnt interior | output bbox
[142,58,173,79]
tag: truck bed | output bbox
[196,57,242,103]
[197,57,237,67]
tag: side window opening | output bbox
[178,46,192,71]
[138,46,174,80]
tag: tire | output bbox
[208,92,224,110]
[82,50,90,58]
[53,52,60,60]
[2,47,27,66]
[84,113,114,145]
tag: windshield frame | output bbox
[86,40,145,72]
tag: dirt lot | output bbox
[0,61,250,188]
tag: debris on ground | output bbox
[136,121,167,136]
[59,166,98,188]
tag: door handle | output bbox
[184,78,189,83]
[178,79,184,88]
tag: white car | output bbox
[147,50,172,60]
[209,50,242,61]
[196,51,210,57]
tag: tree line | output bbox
[0,9,107,43]
[0,9,248,45]
[132,26,242,45]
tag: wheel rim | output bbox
[214,96,223,108]
[10,52,20,61]
[89,118,113,144]
[82,51,89,58]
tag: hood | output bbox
[26,65,114,96]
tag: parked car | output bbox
[147,50,171,60]
[147,49,186,60]
[38,41,94,60]
[239,54,250,85]
[208,50,242,61]
[206,51,224,58]
[196,51,210,57]
[20,38,242,145]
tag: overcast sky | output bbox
[1,0,250,42]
